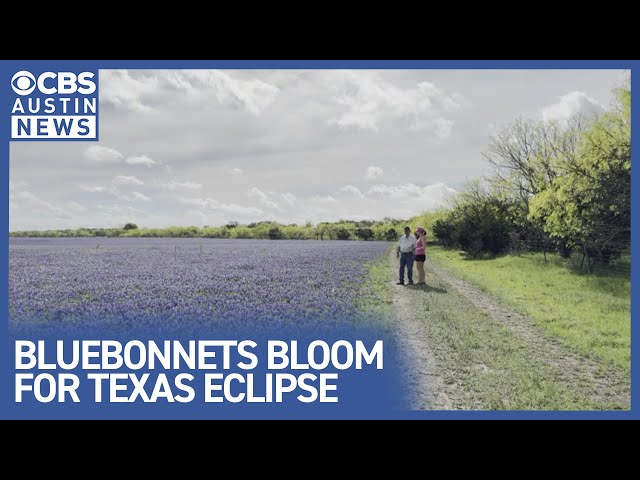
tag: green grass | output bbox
[357,246,629,410]
[407,274,625,409]
[354,249,395,330]
[428,246,630,373]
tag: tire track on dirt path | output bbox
[387,249,452,410]
[427,257,630,409]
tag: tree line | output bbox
[431,85,630,269]
[10,219,409,242]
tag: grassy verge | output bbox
[354,246,395,330]
[427,246,630,373]
[405,263,628,409]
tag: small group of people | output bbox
[396,225,427,286]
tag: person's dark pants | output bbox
[399,252,414,283]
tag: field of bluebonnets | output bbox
[9,237,391,334]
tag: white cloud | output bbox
[337,185,364,198]
[113,175,144,187]
[542,91,605,126]
[177,197,209,208]
[433,118,454,139]
[247,187,280,210]
[279,192,297,206]
[131,191,151,202]
[101,70,279,116]
[78,184,107,193]
[327,71,461,138]
[185,209,207,220]
[220,203,264,216]
[409,117,454,141]
[226,167,244,175]
[365,166,384,180]
[180,70,280,116]
[311,195,337,203]
[98,204,145,215]
[9,180,27,191]
[157,180,203,191]
[125,155,160,167]
[181,209,216,226]
[100,70,159,113]
[178,196,264,217]
[78,182,149,203]
[329,95,380,131]
[84,147,159,170]
[11,191,72,219]
[67,201,87,212]
[95,204,147,227]
[367,182,457,208]
[84,145,124,163]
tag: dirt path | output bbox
[389,249,630,410]
[388,249,452,410]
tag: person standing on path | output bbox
[414,227,427,285]
[396,226,416,285]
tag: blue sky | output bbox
[9,68,628,230]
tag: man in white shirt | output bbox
[396,226,417,285]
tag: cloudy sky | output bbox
[9,69,627,231]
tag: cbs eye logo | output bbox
[11,71,36,96]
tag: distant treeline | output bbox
[430,85,630,268]
[10,219,416,242]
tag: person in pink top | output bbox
[414,227,427,286]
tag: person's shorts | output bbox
[415,254,426,262]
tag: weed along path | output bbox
[387,248,631,411]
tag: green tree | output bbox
[355,227,374,241]
[268,226,283,240]
[529,87,630,264]
[432,219,455,247]
[384,228,398,241]
[430,180,514,257]
[335,227,351,240]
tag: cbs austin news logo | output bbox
[10,70,99,140]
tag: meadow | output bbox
[9,237,390,335]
